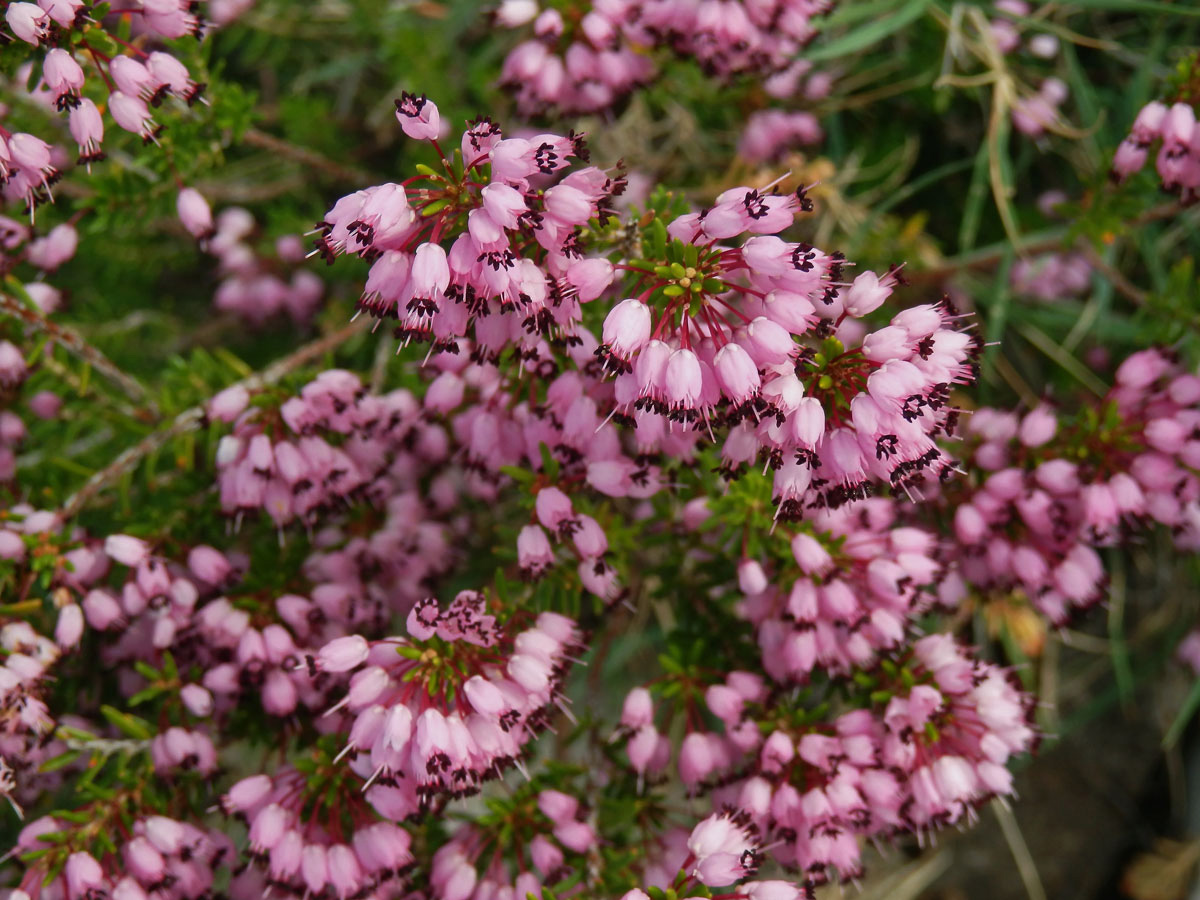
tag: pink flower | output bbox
[621,687,653,729]
[64,852,105,897]
[220,774,273,815]
[843,270,894,316]
[394,92,441,141]
[105,534,151,567]
[177,188,215,240]
[315,635,369,672]
[713,343,762,405]
[760,730,794,773]
[571,514,608,558]
[54,603,84,648]
[40,0,85,27]
[0,529,26,562]
[110,57,161,103]
[554,819,596,853]
[123,837,166,884]
[1017,404,1057,447]
[0,341,27,388]
[790,533,833,576]
[517,524,555,578]
[739,110,823,163]
[147,52,204,103]
[208,385,250,423]
[248,803,288,853]
[181,684,214,717]
[705,684,744,724]
[42,48,84,109]
[687,812,758,883]
[82,589,123,629]
[536,788,578,824]
[565,257,614,302]
[6,2,49,44]
[1179,630,1200,675]
[600,299,652,370]
[664,348,704,413]
[141,0,200,37]
[108,91,162,144]
[535,487,577,536]
[69,99,106,169]
[626,723,660,774]
[26,224,78,271]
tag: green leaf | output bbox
[499,465,534,485]
[52,808,95,825]
[647,217,668,257]
[128,686,165,707]
[1164,676,1200,749]
[100,705,154,740]
[133,660,160,681]
[1063,0,1200,12]
[538,442,559,480]
[39,750,83,774]
[806,0,929,62]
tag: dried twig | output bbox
[1079,242,1149,306]
[1,289,157,416]
[242,128,376,184]
[993,798,1048,900]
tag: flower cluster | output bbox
[942,348,1200,623]
[318,593,583,810]
[1010,77,1070,139]
[743,499,941,681]
[1111,100,1200,201]
[523,485,625,603]
[987,0,1061,62]
[178,189,325,325]
[2,499,439,745]
[221,767,414,899]
[422,786,598,900]
[0,617,60,818]
[317,96,983,523]
[754,648,1031,881]
[739,110,824,164]
[13,814,231,900]
[3,18,209,217]
[494,0,833,115]
[317,95,621,359]
[598,199,979,515]
[214,370,417,527]
[1010,251,1091,301]
[69,533,336,720]
[620,636,1034,887]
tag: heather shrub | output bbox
[1,3,1199,899]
